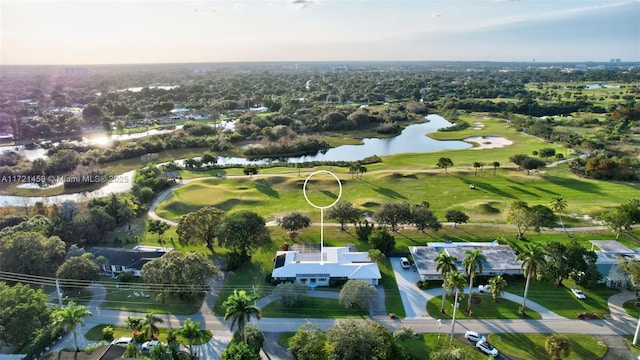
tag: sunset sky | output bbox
[1,0,639,65]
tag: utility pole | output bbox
[634,316,640,345]
[55,278,63,307]
[449,288,460,345]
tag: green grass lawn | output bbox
[100,278,202,315]
[623,299,640,318]
[489,333,608,360]
[503,277,619,319]
[426,294,542,320]
[85,324,212,345]
[261,296,368,318]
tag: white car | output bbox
[111,337,133,346]
[478,284,492,293]
[571,288,586,300]
[400,257,411,269]
[476,340,499,357]
[464,330,486,343]
[141,340,160,353]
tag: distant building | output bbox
[590,240,640,287]
[249,106,268,113]
[409,242,523,281]
[271,245,381,287]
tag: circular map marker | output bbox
[302,170,342,209]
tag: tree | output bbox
[218,211,269,258]
[338,280,378,310]
[243,165,259,177]
[141,251,218,300]
[141,312,164,341]
[176,206,225,254]
[522,157,547,174]
[272,282,310,307]
[543,241,569,286]
[326,200,360,231]
[288,323,328,360]
[368,226,396,253]
[373,202,411,231]
[545,334,570,360]
[549,196,570,238]
[436,157,454,174]
[507,201,532,240]
[223,290,261,345]
[492,161,500,175]
[178,318,209,357]
[445,271,467,344]
[56,256,100,285]
[124,343,139,358]
[436,252,458,313]
[367,248,385,263]
[0,282,51,347]
[509,154,529,169]
[412,203,441,232]
[462,249,486,314]
[326,320,394,360]
[125,316,143,336]
[148,343,172,360]
[147,220,171,242]
[277,211,311,236]
[0,231,66,276]
[539,147,556,159]
[473,162,484,175]
[51,301,92,352]
[445,210,469,228]
[231,326,264,357]
[619,259,640,301]
[517,243,546,314]
[599,199,640,240]
[221,342,259,360]
[529,204,557,233]
[488,275,508,302]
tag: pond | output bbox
[0,114,499,206]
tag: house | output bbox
[590,240,640,287]
[90,245,170,277]
[409,242,523,281]
[44,344,137,360]
[271,245,381,287]
[249,106,268,113]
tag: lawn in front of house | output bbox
[426,293,542,320]
[261,296,368,318]
[489,333,608,360]
[503,276,619,319]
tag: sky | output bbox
[1,0,639,65]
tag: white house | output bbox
[90,245,170,277]
[271,245,381,287]
[249,106,269,113]
[409,242,523,281]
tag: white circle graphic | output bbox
[302,170,342,209]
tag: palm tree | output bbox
[488,275,508,302]
[446,271,467,345]
[545,334,570,360]
[492,161,500,176]
[141,312,164,341]
[550,196,571,238]
[517,243,547,314]
[473,162,484,175]
[462,249,486,314]
[223,290,261,344]
[178,318,210,357]
[51,301,92,352]
[435,252,458,313]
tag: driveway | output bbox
[390,257,435,319]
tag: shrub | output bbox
[85,341,108,354]
[102,326,114,340]
[231,326,264,356]
[393,327,418,340]
[118,271,134,283]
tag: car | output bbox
[111,337,133,346]
[478,284,492,293]
[571,288,586,300]
[464,330,486,343]
[400,257,411,269]
[476,340,499,357]
[141,340,160,353]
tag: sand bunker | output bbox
[472,122,485,130]
[464,136,513,149]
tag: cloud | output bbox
[432,12,442,18]
[291,0,313,9]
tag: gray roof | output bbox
[89,247,168,270]
[590,240,635,254]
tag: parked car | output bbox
[478,284,492,293]
[400,257,411,269]
[476,340,499,357]
[111,337,133,346]
[141,340,160,353]
[464,330,487,343]
[571,288,586,300]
